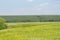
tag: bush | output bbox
[0,17,7,30]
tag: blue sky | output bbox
[0,0,60,15]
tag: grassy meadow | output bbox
[0,22,60,40]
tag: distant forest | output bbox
[0,15,60,22]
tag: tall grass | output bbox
[0,22,60,40]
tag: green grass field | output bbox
[0,22,60,40]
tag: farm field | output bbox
[0,22,60,40]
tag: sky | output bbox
[0,0,60,15]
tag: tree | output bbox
[0,17,7,30]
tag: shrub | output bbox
[0,17,7,30]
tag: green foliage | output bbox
[0,17,6,23]
[1,15,60,22]
[0,17,7,30]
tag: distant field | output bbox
[0,22,60,40]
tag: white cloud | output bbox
[27,0,34,2]
[31,2,49,13]
[32,2,49,10]
[39,2,48,6]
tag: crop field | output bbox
[0,22,60,40]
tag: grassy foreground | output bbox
[0,22,60,40]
